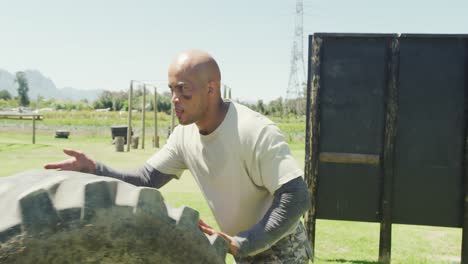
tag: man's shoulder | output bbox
[232,102,277,145]
[168,123,197,142]
[233,102,275,129]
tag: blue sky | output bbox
[1,0,467,101]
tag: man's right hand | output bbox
[199,219,239,256]
[43,149,96,174]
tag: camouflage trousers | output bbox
[234,222,313,264]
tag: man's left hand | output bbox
[198,219,239,256]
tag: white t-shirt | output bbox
[147,102,303,235]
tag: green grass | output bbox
[0,110,173,128]
[0,128,462,264]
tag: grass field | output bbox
[0,117,462,264]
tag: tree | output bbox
[111,91,128,111]
[36,94,45,102]
[15,71,30,106]
[0,89,11,100]
[267,97,284,117]
[256,100,267,115]
[93,90,129,111]
[93,90,114,110]
[157,92,172,114]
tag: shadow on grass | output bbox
[321,259,379,264]
[0,143,50,152]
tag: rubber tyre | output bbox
[0,170,228,263]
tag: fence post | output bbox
[304,35,323,262]
[142,84,146,149]
[378,36,400,264]
[154,86,159,148]
[127,81,133,152]
[115,136,125,152]
[461,42,468,264]
[32,115,36,144]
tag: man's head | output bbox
[168,50,222,127]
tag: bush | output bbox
[0,89,12,100]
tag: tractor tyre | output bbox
[0,170,228,264]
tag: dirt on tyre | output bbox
[0,170,228,264]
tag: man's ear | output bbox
[207,81,215,94]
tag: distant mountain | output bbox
[60,86,102,102]
[24,70,61,100]
[0,69,102,102]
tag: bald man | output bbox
[45,50,312,263]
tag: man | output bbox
[45,50,312,263]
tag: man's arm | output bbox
[96,162,176,188]
[232,176,311,257]
[43,148,176,189]
[200,177,311,257]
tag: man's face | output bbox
[168,69,209,126]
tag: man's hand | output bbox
[198,219,239,256]
[43,149,96,174]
